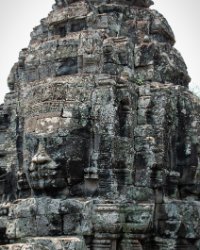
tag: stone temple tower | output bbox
[0,0,200,249]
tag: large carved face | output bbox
[21,76,93,196]
[23,116,91,196]
[20,74,133,197]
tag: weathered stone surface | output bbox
[0,0,200,249]
[0,237,87,250]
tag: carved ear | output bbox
[119,97,131,112]
[68,160,85,185]
[117,97,131,137]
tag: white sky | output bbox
[0,0,200,104]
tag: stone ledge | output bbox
[0,237,87,250]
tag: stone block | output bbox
[15,217,37,238]
[123,203,154,234]
[0,0,199,249]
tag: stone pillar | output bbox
[92,238,111,250]
[150,237,176,250]
[120,203,154,249]
[93,204,122,250]
[92,233,119,250]
[175,239,195,250]
[119,235,143,250]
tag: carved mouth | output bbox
[28,164,66,189]
[29,169,59,179]
[30,178,66,190]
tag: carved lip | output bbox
[28,160,67,189]
[29,168,66,190]
[29,169,60,180]
[29,161,59,171]
[30,176,66,190]
[29,162,62,181]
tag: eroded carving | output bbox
[0,0,199,249]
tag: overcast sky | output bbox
[0,0,199,104]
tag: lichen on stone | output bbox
[0,0,199,249]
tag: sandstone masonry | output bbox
[0,0,200,249]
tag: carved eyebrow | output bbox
[24,115,89,135]
[25,126,90,138]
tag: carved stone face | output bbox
[20,74,117,197]
[19,76,95,196]
[23,115,90,197]
[20,72,134,198]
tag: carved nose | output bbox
[31,144,51,165]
